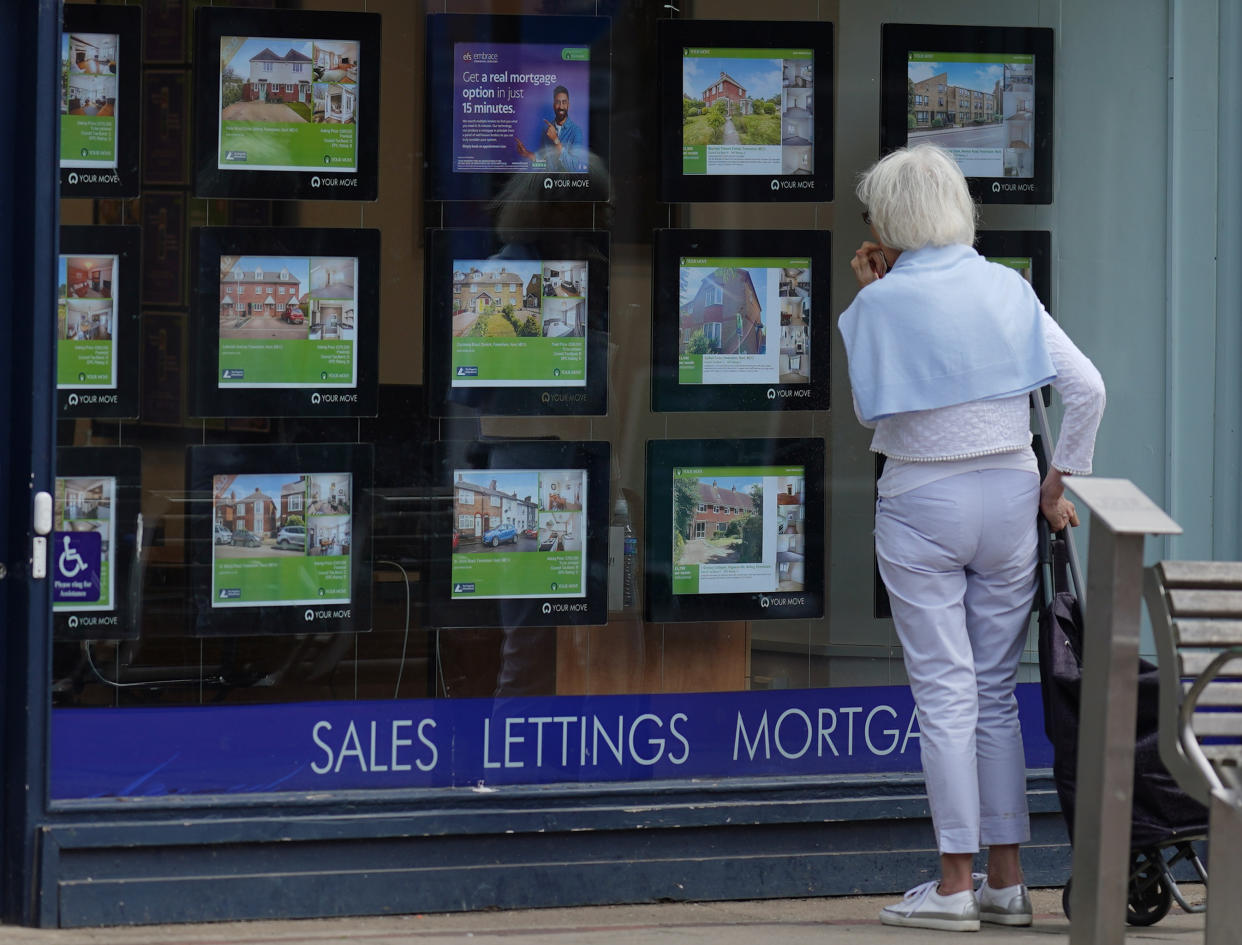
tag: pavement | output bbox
[0,886,1208,944]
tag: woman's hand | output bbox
[1040,468,1080,531]
[850,241,893,289]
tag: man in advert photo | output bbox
[515,85,584,172]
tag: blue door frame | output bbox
[0,0,58,926]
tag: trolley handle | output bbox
[1032,389,1086,607]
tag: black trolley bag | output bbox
[1032,392,1208,925]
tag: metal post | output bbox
[1205,790,1242,945]
[1062,479,1181,945]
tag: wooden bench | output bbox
[1144,561,1242,942]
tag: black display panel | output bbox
[190,226,380,418]
[658,19,833,203]
[58,225,141,418]
[424,13,612,203]
[880,24,1053,205]
[651,228,829,412]
[187,443,373,637]
[425,228,609,417]
[428,439,610,629]
[53,447,142,641]
[645,438,824,623]
[976,229,1051,309]
[193,7,381,200]
[61,4,141,198]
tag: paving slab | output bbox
[0,886,1207,945]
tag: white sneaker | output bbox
[879,880,981,932]
[976,876,1033,926]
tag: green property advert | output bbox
[451,338,586,386]
[217,253,359,388]
[450,257,590,386]
[61,115,117,166]
[61,30,120,169]
[214,556,349,607]
[57,253,119,389]
[451,551,584,599]
[220,339,355,386]
[217,36,362,173]
[219,121,357,172]
[58,341,114,387]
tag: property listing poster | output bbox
[907,51,1035,179]
[681,47,814,176]
[57,253,119,389]
[217,36,360,172]
[53,476,116,612]
[988,256,1034,284]
[451,42,590,174]
[450,258,587,387]
[211,473,352,608]
[217,255,358,388]
[671,465,806,596]
[61,31,120,169]
[450,469,587,599]
[677,257,810,386]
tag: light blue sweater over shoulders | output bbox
[838,244,1056,423]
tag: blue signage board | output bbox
[50,684,1054,799]
[52,531,102,603]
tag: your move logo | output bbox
[304,609,315,622]
[310,176,358,189]
[760,595,808,609]
[68,615,79,629]
[541,601,588,615]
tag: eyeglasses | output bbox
[861,211,873,226]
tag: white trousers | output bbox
[875,468,1039,854]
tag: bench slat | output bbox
[1178,651,1242,676]
[1167,589,1242,618]
[1192,713,1242,737]
[1199,745,1242,764]
[1173,620,1242,645]
[1159,560,1242,588]
[1185,681,1242,706]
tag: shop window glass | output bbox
[51,0,1062,802]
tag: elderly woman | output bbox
[839,145,1105,932]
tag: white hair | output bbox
[856,145,977,251]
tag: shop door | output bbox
[0,0,58,923]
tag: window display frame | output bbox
[976,229,1051,308]
[425,228,609,417]
[60,3,142,198]
[645,437,825,623]
[651,228,829,412]
[53,446,142,641]
[880,23,1054,205]
[657,18,833,204]
[186,442,374,637]
[192,7,382,201]
[428,439,610,629]
[189,226,380,419]
[58,224,141,419]
[424,13,612,204]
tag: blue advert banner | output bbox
[50,684,1053,799]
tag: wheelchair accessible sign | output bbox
[52,531,102,603]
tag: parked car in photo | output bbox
[274,524,306,550]
[232,528,262,548]
[521,527,538,540]
[452,527,459,551]
[482,524,517,547]
[213,522,233,545]
[282,306,305,325]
